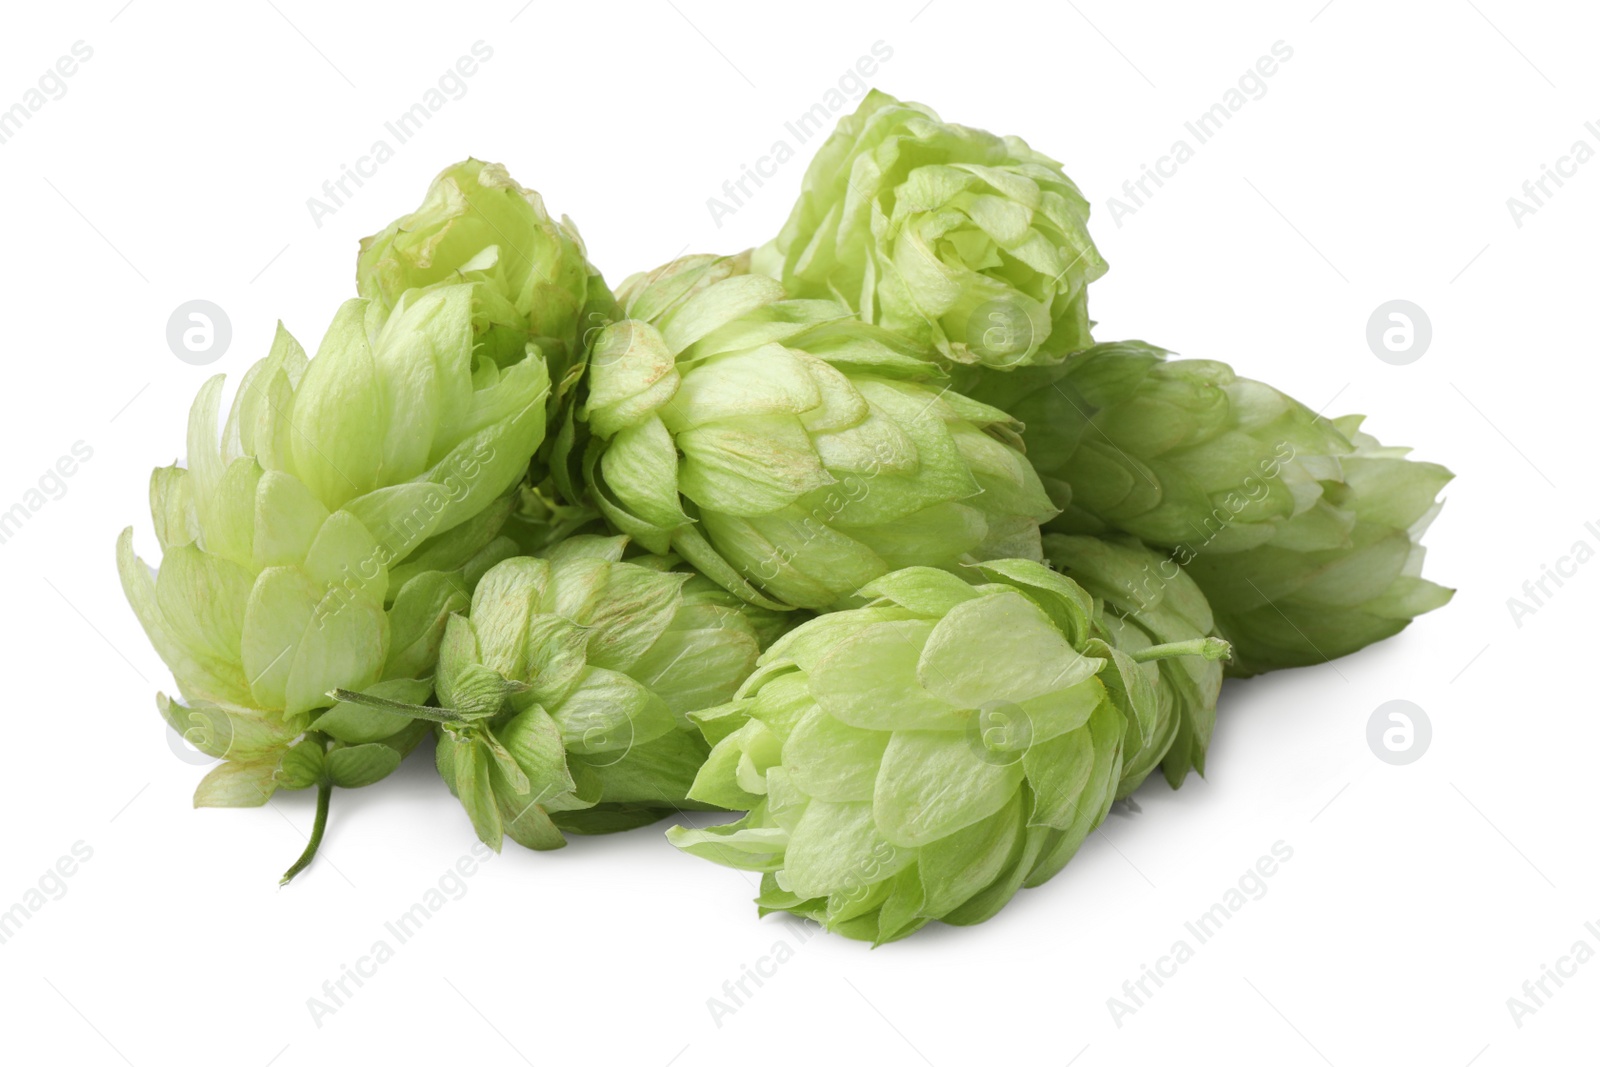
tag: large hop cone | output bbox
[668,561,1226,943]
[968,340,1453,675]
[581,253,1057,612]
[118,285,550,837]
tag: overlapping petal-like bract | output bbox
[582,254,1057,611]
[669,561,1226,943]
[1043,534,1222,792]
[970,340,1453,675]
[357,158,614,393]
[428,536,784,851]
[754,90,1107,368]
[118,285,551,808]
[1179,419,1454,675]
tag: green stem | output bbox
[280,777,332,886]
[1129,636,1232,664]
[327,687,507,724]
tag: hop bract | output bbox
[1180,418,1453,674]
[356,159,614,389]
[1043,533,1222,792]
[753,90,1107,368]
[668,561,1226,943]
[582,254,1057,611]
[416,536,784,851]
[971,340,1453,674]
[118,285,551,875]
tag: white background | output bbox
[0,1,1592,1064]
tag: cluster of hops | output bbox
[121,93,1451,935]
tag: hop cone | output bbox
[753,89,1107,368]
[668,561,1227,942]
[581,253,1056,611]
[1043,533,1222,792]
[398,535,785,850]
[118,286,551,875]
[356,157,618,507]
[969,341,1453,675]
[1180,418,1453,673]
[357,159,614,389]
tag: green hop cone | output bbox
[357,158,613,377]
[356,158,620,490]
[1179,417,1454,674]
[753,89,1107,368]
[581,253,1057,612]
[119,285,551,880]
[667,561,1227,943]
[1042,533,1223,792]
[969,341,1454,675]
[344,535,784,851]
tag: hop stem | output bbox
[280,778,332,886]
[328,686,509,724]
[1129,636,1232,664]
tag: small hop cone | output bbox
[422,535,787,852]
[356,158,621,496]
[753,90,1107,368]
[356,158,615,389]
